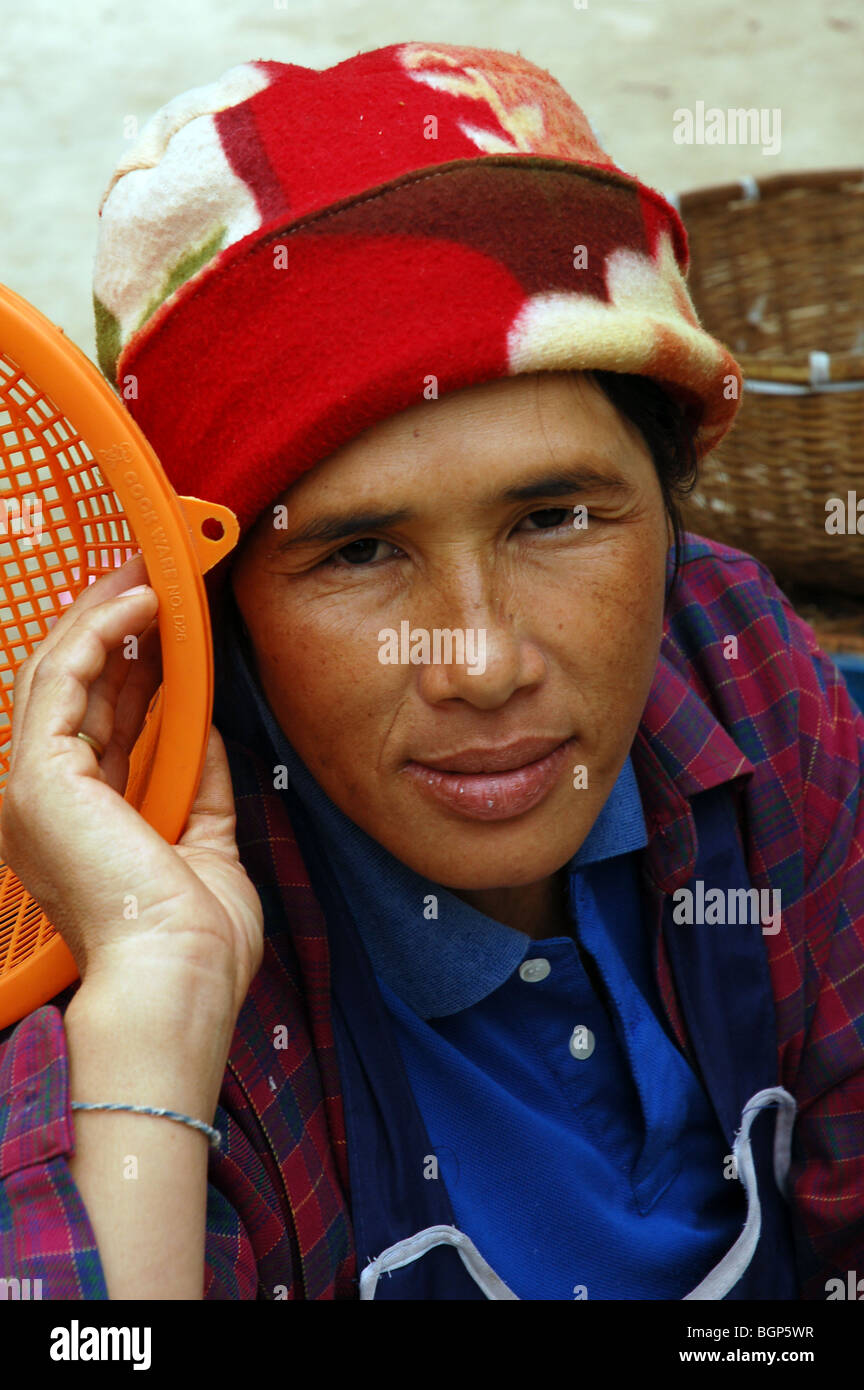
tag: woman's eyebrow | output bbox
[500,464,637,503]
[275,508,414,550]
[274,465,636,551]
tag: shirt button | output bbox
[569,1025,595,1060]
[519,957,551,983]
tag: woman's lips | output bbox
[403,737,575,821]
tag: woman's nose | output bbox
[413,614,547,709]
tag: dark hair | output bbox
[588,370,700,602]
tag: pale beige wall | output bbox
[2,0,860,362]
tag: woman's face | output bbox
[231,370,672,893]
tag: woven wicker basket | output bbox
[674,168,864,598]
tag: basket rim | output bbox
[735,352,864,383]
[675,166,864,211]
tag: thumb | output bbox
[175,724,241,856]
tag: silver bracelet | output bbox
[71,1101,222,1149]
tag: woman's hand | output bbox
[0,553,266,1298]
[0,552,264,1023]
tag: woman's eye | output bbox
[325,537,397,567]
[320,510,584,568]
[519,507,574,531]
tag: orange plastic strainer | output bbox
[0,281,239,1029]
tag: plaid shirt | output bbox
[1,533,863,1299]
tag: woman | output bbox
[1,41,862,1301]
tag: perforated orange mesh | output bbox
[0,283,238,1027]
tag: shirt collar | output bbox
[632,633,756,894]
[230,638,648,1018]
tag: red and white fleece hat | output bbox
[93,40,743,543]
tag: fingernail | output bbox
[117,584,151,597]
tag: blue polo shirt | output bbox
[244,668,746,1299]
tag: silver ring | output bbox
[76,730,105,759]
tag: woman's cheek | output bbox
[565,542,664,692]
[263,608,394,737]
